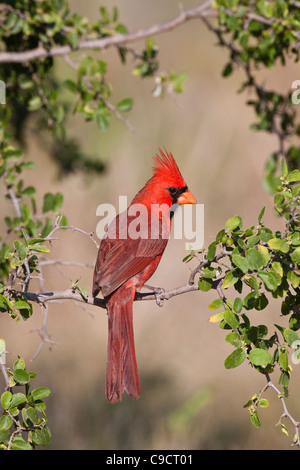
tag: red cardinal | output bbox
[92,149,196,403]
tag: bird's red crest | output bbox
[152,148,186,187]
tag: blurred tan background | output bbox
[1,0,300,450]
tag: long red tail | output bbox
[105,284,140,403]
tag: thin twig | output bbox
[6,187,22,220]
[0,350,10,390]
[45,223,99,249]
[0,2,214,64]
[259,373,300,446]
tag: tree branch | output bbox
[8,282,202,311]
[259,373,300,446]
[9,288,107,309]
[0,2,214,64]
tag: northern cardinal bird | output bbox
[92,149,196,403]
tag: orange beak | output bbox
[177,189,197,205]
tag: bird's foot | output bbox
[153,287,165,307]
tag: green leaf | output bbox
[208,311,225,323]
[13,357,25,370]
[203,266,216,279]
[76,284,88,300]
[222,62,233,77]
[208,298,224,310]
[42,192,63,213]
[280,158,288,177]
[232,254,249,274]
[245,248,264,271]
[225,331,241,348]
[250,410,261,428]
[20,204,31,223]
[246,234,260,248]
[22,186,36,198]
[66,30,79,49]
[272,261,283,277]
[288,271,300,289]
[31,426,52,446]
[117,97,133,112]
[1,391,12,410]
[15,300,33,318]
[0,415,13,431]
[115,23,128,34]
[233,297,243,313]
[9,393,27,408]
[0,430,10,450]
[226,14,240,31]
[222,270,238,288]
[225,216,241,231]
[248,348,272,366]
[28,244,50,253]
[182,253,193,263]
[11,436,32,450]
[283,329,299,347]
[207,242,217,261]
[63,79,77,93]
[224,348,246,369]
[291,247,300,264]
[96,108,111,131]
[289,313,300,331]
[28,96,43,111]
[19,161,35,170]
[288,169,300,183]
[28,237,46,245]
[13,369,30,384]
[258,399,269,408]
[198,278,212,292]
[23,406,39,425]
[13,240,27,260]
[34,401,46,414]
[216,229,226,243]
[279,349,288,371]
[243,399,253,408]
[258,206,266,223]
[31,387,51,401]
[242,325,267,344]
[268,238,289,253]
[255,293,269,311]
[224,309,240,330]
[11,258,24,268]
[0,295,13,313]
[281,423,289,437]
[258,271,282,291]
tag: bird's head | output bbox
[151,148,197,207]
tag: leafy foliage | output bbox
[0,0,299,449]
[0,342,51,450]
[0,147,67,321]
[186,161,299,439]
[212,0,300,190]
[0,1,186,175]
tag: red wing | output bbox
[92,212,168,297]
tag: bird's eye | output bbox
[168,187,177,195]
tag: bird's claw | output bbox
[154,287,165,307]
